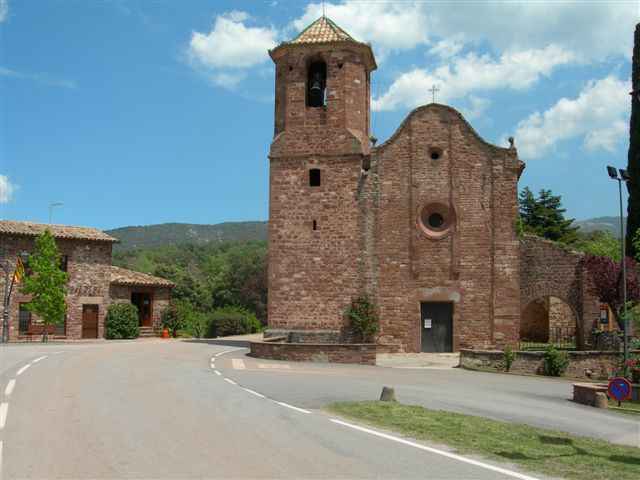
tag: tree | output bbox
[583,254,640,329]
[574,230,621,261]
[20,230,68,342]
[518,187,579,243]
[626,24,640,259]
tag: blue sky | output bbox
[0,0,637,229]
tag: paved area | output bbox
[220,349,640,448]
[376,352,460,369]
[0,341,545,479]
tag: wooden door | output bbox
[82,304,99,339]
[131,292,152,327]
[420,302,453,352]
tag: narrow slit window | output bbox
[313,220,318,231]
[309,168,321,187]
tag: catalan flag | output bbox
[13,257,25,284]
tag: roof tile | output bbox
[0,220,118,243]
[290,16,355,45]
[110,266,175,288]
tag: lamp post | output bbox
[48,202,63,224]
[1,251,30,343]
[607,166,631,366]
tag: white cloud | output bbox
[188,11,277,70]
[461,96,491,120]
[0,175,15,203]
[512,76,630,159]
[0,0,7,23]
[0,67,76,88]
[429,38,464,60]
[292,2,428,56]
[372,45,574,111]
[293,1,635,62]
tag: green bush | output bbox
[345,295,378,343]
[542,345,569,376]
[161,305,183,338]
[503,345,516,372]
[208,306,261,337]
[105,303,139,339]
[184,310,210,339]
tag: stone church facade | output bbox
[266,17,598,353]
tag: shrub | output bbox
[161,305,183,338]
[345,295,378,343]
[542,345,569,376]
[503,345,516,372]
[208,306,261,337]
[105,303,139,339]
[185,311,210,339]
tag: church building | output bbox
[265,17,597,353]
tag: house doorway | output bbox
[420,302,453,352]
[131,292,152,327]
[82,304,99,339]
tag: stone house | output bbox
[266,17,601,353]
[0,220,173,340]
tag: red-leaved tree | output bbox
[583,254,640,329]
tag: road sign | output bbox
[608,377,632,402]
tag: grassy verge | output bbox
[327,401,640,480]
[608,398,640,416]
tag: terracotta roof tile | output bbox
[110,266,175,288]
[0,220,118,243]
[290,16,355,44]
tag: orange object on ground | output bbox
[162,328,170,339]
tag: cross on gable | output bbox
[429,85,440,103]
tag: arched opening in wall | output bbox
[307,60,327,107]
[520,296,577,349]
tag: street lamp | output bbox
[48,202,63,224]
[607,165,631,367]
[1,251,30,343]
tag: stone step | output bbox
[138,327,158,337]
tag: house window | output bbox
[19,303,31,334]
[307,60,327,107]
[313,220,318,231]
[309,168,321,187]
[60,255,68,272]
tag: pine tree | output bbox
[626,23,640,258]
[20,230,68,342]
[518,188,579,243]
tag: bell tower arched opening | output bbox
[307,59,327,108]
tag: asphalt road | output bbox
[0,340,632,479]
[216,346,640,448]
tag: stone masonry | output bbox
[266,17,524,352]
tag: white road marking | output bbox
[232,359,246,370]
[0,403,8,430]
[214,348,245,357]
[258,364,291,369]
[210,362,215,369]
[275,401,311,414]
[330,419,541,480]
[224,378,237,385]
[4,380,15,397]
[32,356,47,363]
[242,388,266,398]
[214,370,222,376]
[16,364,30,376]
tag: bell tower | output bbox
[269,16,377,157]
[266,17,377,340]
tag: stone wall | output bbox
[249,341,377,365]
[2,235,112,340]
[460,349,634,380]
[520,235,600,349]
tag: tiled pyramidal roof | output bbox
[290,16,355,44]
[110,266,175,288]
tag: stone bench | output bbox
[573,383,608,408]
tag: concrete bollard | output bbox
[594,392,608,409]
[380,386,397,402]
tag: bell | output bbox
[310,78,322,93]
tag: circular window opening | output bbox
[429,148,442,160]
[428,213,444,229]
[418,203,455,238]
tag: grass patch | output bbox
[327,401,640,480]
[608,398,640,416]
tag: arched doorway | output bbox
[520,296,577,348]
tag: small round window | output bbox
[429,147,443,160]
[418,203,455,238]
